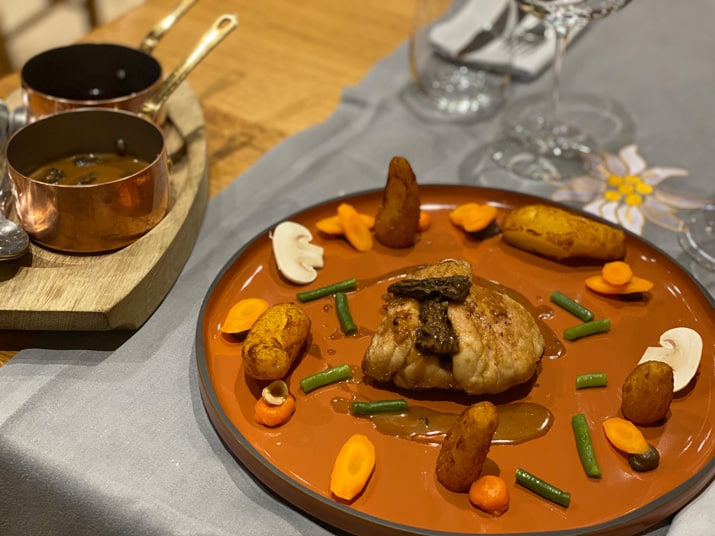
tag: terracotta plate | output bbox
[196,186,715,535]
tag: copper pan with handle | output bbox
[21,0,199,123]
[5,14,238,254]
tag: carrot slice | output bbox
[602,417,649,454]
[220,298,269,334]
[418,210,432,232]
[337,203,373,251]
[329,433,376,501]
[602,261,634,286]
[315,215,345,235]
[469,475,510,516]
[360,214,376,229]
[254,395,296,427]
[585,274,653,295]
[449,203,498,233]
[449,202,480,226]
[316,213,375,235]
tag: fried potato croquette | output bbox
[373,156,421,248]
[622,360,674,425]
[242,303,311,380]
[436,401,499,492]
[502,204,626,261]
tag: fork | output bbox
[512,21,550,55]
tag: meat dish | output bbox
[362,259,545,395]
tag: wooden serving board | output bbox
[0,83,208,331]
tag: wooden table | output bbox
[0,0,414,365]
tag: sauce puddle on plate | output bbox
[332,398,553,446]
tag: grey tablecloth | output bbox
[1,1,713,534]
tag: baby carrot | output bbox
[602,417,649,454]
[585,274,654,295]
[316,213,375,235]
[449,203,498,233]
[315,216,345,235]
[337,203,373,252]
[469,475,510,516]
[601,261,633,286]
[254,394,296,427]
[418,210,432,232]
[330,434,376,501]
[586,261,653,295]
[220,298,269,334]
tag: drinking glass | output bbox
[408,0,517,121]
[487,0,633,181]
[679,204,715,271]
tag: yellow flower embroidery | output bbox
[552,145,707,235]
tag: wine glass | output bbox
[679,203,715,271]
[487,0,634,181]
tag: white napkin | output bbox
[429,0,586,80]
[467,14,586,80]
[429,0,509,57]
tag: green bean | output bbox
[550,291,594,322]
[563,318,611,341]
[515,468,571,507]
[296,277,357,303]
[350,399,409,416]
[299,363,352,393]
[334,292,357,335]
[576,372,608,389]
[571,413,602,478]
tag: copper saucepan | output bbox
[5,14,238,254]
[21,0,198,122]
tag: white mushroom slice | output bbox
[262,380,290,406]
[638,327,703,392]
[296,238,325,268]
[271,221,325,284]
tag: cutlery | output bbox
[513,21,549,53]
[0,171,29,261]
[0,102,30,261]
[429,0,511,58]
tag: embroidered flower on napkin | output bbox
[551,144,710,235]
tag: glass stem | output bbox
[545,23,571,131]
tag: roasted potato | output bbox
[621,361,674,425]
[373,156,421,248]
[436,401,499,492]
[242,303,311,380]
[502,204,626,261]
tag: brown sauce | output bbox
[331,398,553,446]
[329,266,559,447]
[31,152,150,186]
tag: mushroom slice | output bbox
[262,380,290,406]
[272,221,325,284]
[638,327,702,392]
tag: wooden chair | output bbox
[0,1,98,75]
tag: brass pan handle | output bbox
[139,0,199,54]
[140,13,239,121]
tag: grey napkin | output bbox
[0,0,713,534]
